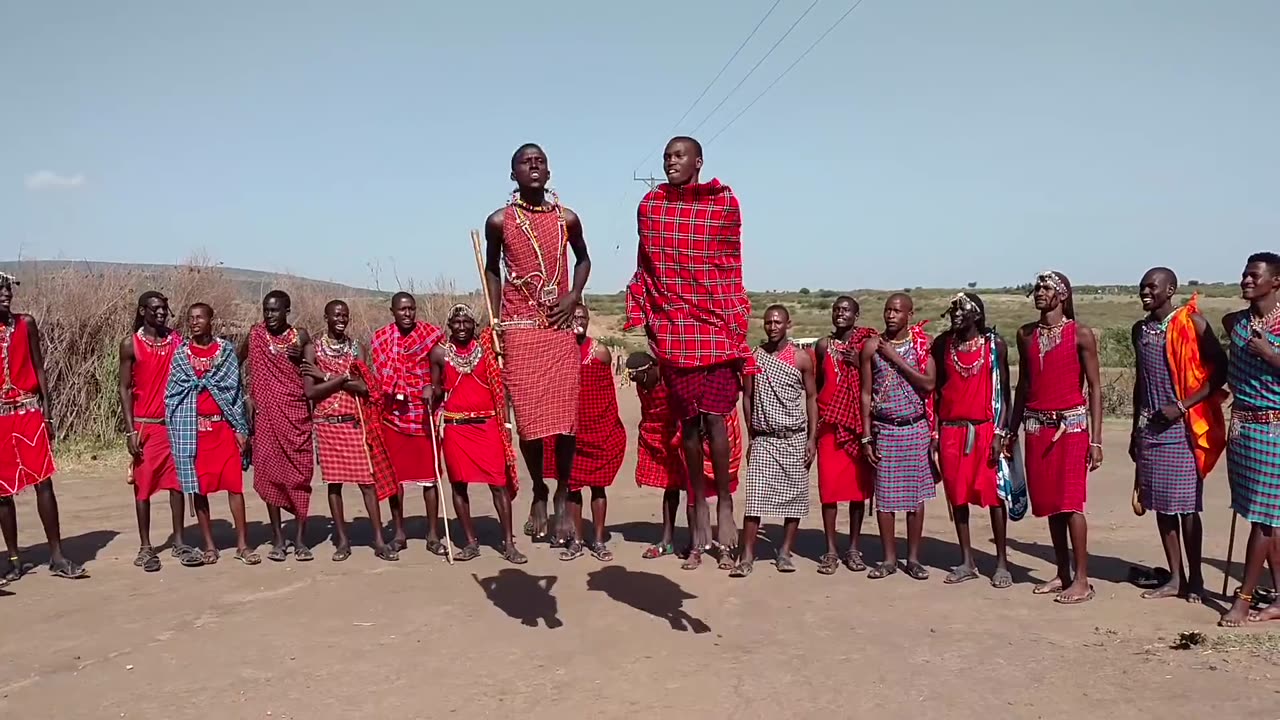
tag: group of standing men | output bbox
[2,136,1278,630]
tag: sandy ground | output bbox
[2,391,1278,719]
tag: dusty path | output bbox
[1,395,1276,718]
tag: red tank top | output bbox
[187,341,224,416]
[1026,321,1086,411]
[500,203,571,326]
[132,331,180,420]
[937,336,993,422]
[442,343,497,415]
[1,316,39,399]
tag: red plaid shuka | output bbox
[908,321,936,430]
[816,327,878,454]
[625,179,757,374]
[350,361,399,501]
[370,321,442,435]
[313,347,398,501]
[247,324,314,515]
[543,338,626,489]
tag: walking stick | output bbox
[1222,511,1239,597]
[430,410,455,565]
[470,229,504,364]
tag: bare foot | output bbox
[1219,598,1252,627]
[1140,579,1181,600]
[1248,603,1280,623]
[528,499,549,539]
[1185,578,1205,605]
[1033,577,1065,595]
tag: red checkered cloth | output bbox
[908,321,936,429]
[351,360,399,501]
[543,339,625,489]
[370,321,442,435]
[624,179,757,374]
[313,350,398,501]
[247,324,313,515]
[499,202,571,326]
[503,326,578,441]
[633,378,741,503]
[816,327,877,454]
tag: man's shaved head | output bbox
[764,303,790,320]
[886,292,914,311]
[1142,266,1178,287]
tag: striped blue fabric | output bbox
[164,339,249,495]
[1136,323,1201,514]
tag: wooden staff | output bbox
[470,229,503,363]
[429,410,455,566]
[1222,511,1239,597]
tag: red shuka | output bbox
[0,317,54,496]
[1023,322,1089,517]
[440,333,518,490]
[187,340,242,495]
[634,377,740,503]
[247,324,313,516]
[815,331,877,504]
[543,338,626,490]
[130,332,181,501]
[937,336,1000,508]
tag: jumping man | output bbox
[626,136,755,570]
[732,305,817,577]
[484,143,591,546]
[1219,252,1280,627]
[1006,271,1103,605]
[371,292,445,555]
[1131,268,1227,604]
[860,293,937,581]
[814,296,877,575]
[932,293,1014,588]
[0,272,87,581]
[241,290,314,562]
[429,304,525,564]
[301,300,399,563]
[542,304,625,562]
[165,303,260,566]
[118,291,187,572]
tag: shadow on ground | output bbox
[473,569,563,629]
[586,565,711,634]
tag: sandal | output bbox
[3,557,33,583]
[49,558,88,580]
[716,547,736,571]
[843,549,867,572]
[589,542,614,562]
[293,545,314,562]
[178,546,205,568]
[775,554,797,573]
[681,549,703,570]
[331,545,352,563]
[867,561,898,579]
[426,539,449,557]
[945,565,979,584]
[232,548,258,566]
[1054,584,1095,605]
[203,549,222,565]
[990,568,1014,589]
[728,559,754,578]
[817,553,840,575]
[905,561,930,581]
[388,537,408,553]
[170,543,196,559]
[522,518,535,537]
[642,543,675,560]
[373,545,399,562]
[503,543,528,565]
[266,545,288,563]
[135,547,161,573]
[559,540,585,562]
[456,542,481,562]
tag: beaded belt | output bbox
[443,411,496,426]
[196,414,224,433]
[135,417,165,426]
[315,414,358,425]
[752,428,807,439]
[1231,408,1280,425]
[1025,406,1088,439]
[0,396,40,417]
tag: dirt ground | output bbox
[2,391,1277,719]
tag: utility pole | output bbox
[633,172,664,190]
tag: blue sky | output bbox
[2,1,1276,292]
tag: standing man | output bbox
[814,296,877,575]
[485,143,591,546]
[430,304,525,564]
[932,293,1014,588]
[301,300,399,563]
[241,290,314,562]
[165,303,260,566]
[0,272,87,581]
[626,136,755,570]
[371,292,445,555]
[732,305,817,577]
[1219,253,1280,627]
[118,291,187,572]
[860,294,936,581]
[1131,268,1227,604]
[1006,271,1104,605]
[542,304,625,562]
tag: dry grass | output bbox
[8,256,461,453]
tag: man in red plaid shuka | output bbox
[241,290,316,563]
[371,292,447,556]
[625,136,755,569]
[542,304,625,562]
[484,143,592,545]
[301,300,399,563]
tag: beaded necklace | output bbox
[319,333,357,359]
[265,326,298,354]
[949,334,986,378]
[0,321,12,395]
[445,341,484,376]
[1036,317,1070,363]
[507,189,569,308]
[136,327,177,351]
[1249,301,1280,336]
[187,340,218,374]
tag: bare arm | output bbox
[1007,327,1031,439]
[814,337,828,392]
[995,335,1012,431]
[300,342,346,403]
[23,316,53,419]
[879,340,936,393]
[428,345,447,410]
[741,374,755,438]
[930,334,948,434]
[118,336,136,429]
[798,348,818,466]
[1192,312,1229,400]
[483,211,506,323]
[859,340,878,465]
[1078,323,1104,447]
[1130,321,1144,433]
[564,209,591,303]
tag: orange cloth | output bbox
[1165,294,1227,478]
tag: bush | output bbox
[799,287,811,295]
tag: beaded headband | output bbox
[1032,271,1068,299]
[448,303,476,322]
[945,292,978,318]
[0,271,17,289]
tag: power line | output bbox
[706,0,868,145]
[629,0,785,176]
[688,0,823,135]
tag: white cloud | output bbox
[24,171,86,191]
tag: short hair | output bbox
[263,290,291,309]
[324,299,347,315]
[886,292,914,309]
[134,290,169,331]
[511,143,545,169]
[390,291,415,306]
[188,302,214,317]
[764,303,790,320]
[667,136,703,159]
[1248,252,1280,276]
[626,351,655,370]
[834,295,860,315]
[1143,266,1179,287]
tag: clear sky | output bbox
[2,1,1276,292]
